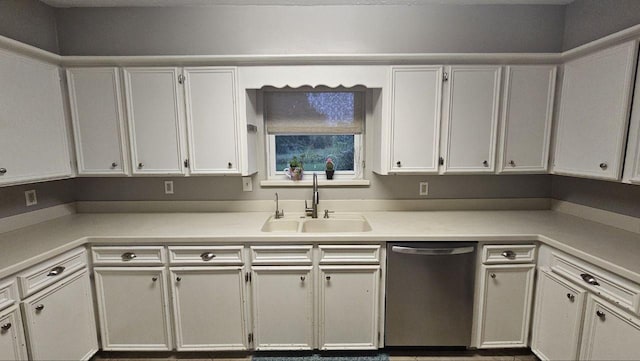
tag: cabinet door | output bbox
[0,50,71,186]
[442,66,501,173]
[580,296,640,360]
[622,53,640,184]
[123,67,186,175]
[184,67,239,174]
[67,68,128,175]
[499,66,556,173]
[0,306,28,361]
[251,266,313,350]
[170,267,247,351]
[94,267,172,351]
[389,66,443,173]
[476,264,535,348]
[553,41,638,180]
[531,270,585,361]
[21,269,98,361]
[319,266,380,350]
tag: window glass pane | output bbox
[275,135,355,172]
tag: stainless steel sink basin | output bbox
[301,217,372,233]
[261,214,372,233]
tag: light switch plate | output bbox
[164,181,174,195]
[242,177,253,192]
[419,182,429,196]
[25,190,37,206]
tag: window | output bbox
[264,88,365,180]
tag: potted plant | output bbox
[325,157,335,180]
[285,156,304,180]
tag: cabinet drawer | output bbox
[551,252,640,315]
[168,246,244,265]
[319,245,380,264]
[92,246,166,266]
[482,245,536,264]
[251,246,312,265]
[18,248,87,298]
[0,279,18,311]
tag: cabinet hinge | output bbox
[248,333,253,344]
[178,74,185,84]
[442,72,449,82]
[439,157,444,166]
[184,158,189,168]
[362,160,366,169]
[245,272,252,283]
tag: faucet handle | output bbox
[323,210,335,219]
[305,200,313,216]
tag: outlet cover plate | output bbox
[25,190,38,206]
[242,177,253,192]
[419,182,429,196]
[164,181,174,195]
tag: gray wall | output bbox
[563,0,640,50]
[0,179,75,219]
[54,4,565,55]
[551,176,640,218]
[0,0,59,53]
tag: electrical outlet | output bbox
[419,182,429,196]
[164,181,174,195]
[25,190,37,206]
[242,177,253,192]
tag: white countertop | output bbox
[1,210,639,283]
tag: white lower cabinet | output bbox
[251,266,314,350]
[579,295,640,360]
[93,267,172,351]
[319,265,380,350]
[0,305,28,361]
[21,269,98,360]
[531,270,586,361]
[170,267,248,350]
[476,264,535,348]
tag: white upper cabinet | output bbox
[441,66,501,173]
[0,50,71,186]
[123,67,187,175]
[498,65,556,173]
[623,55,640,184]
[389,66,443,173]
[67,67,129,176]
[553,41,638,181]
[184,67,239,174]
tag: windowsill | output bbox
[260,179,370,187]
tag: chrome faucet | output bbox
[305,173,319,218]
[274,192,284,219]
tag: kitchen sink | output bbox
[261,214,372,233]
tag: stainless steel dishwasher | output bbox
[385,242,476,347]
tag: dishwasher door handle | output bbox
[391,245,475,255]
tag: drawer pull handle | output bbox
[47,266,65,277]
[200,252,216,261]
[501,250,516,259]
[326,276,331,281]
[580,273,599,286]
[0,323,11,331]
[122,252,137,261]
[35,304,44,312]
[566,293,575,302]
[596,310,606,320]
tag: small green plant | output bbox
[289,156,303,169]
[325,158,335,171]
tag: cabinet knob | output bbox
[47,266,65,277]
[490,273,496,279]
[122,252,137,261]
[152,277,158,282]
[599,162,608,170]
[501,250,516,259]
[509,160,516,167]
[300,276,305,282]
[138,162,144,169]
[1,323,11,331]
[111,162,118,168]
[0,168,6,175]
[483,160,489,167]
[35,304,45,312]
[176,277,182,282]
[326,276,331,281]
[396,161,402,167]
[228,162,233,169]
[566,293,575,302]
[596,310,606,320]
[200,252,216,261]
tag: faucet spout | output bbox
[305,173,320,218]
